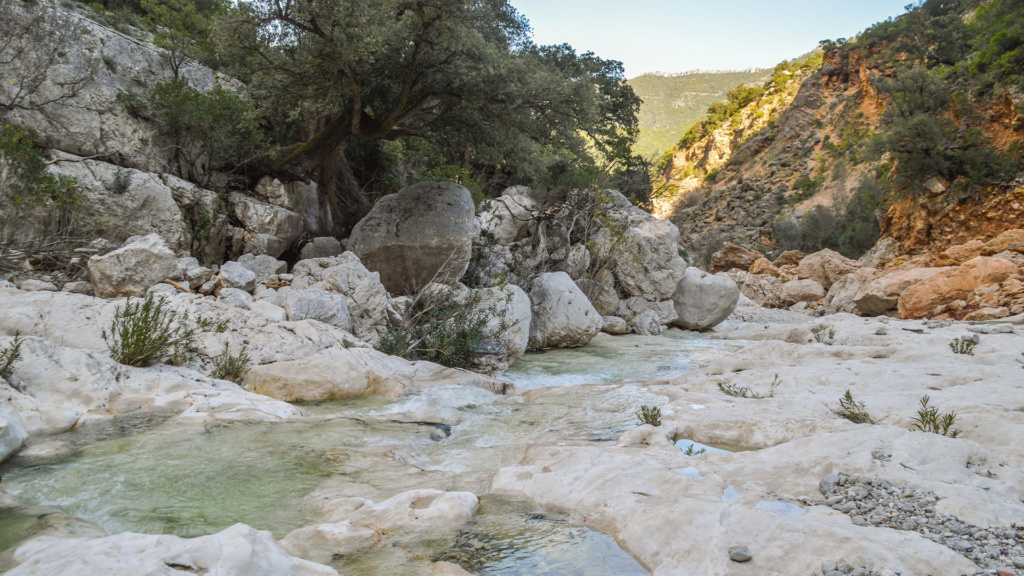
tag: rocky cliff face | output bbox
[656,39,1024,261]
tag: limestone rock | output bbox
[280,490,478,565]
[278,289,353,332]
[672,268,740,330]
[528,272,602,349]
[476,284,531,362]
[5,523,337,576]
[853,267,947,316]
[217,288,253,310]
[215,262,257,293]
[300,237,343,260]
[292,253,393,345]
[982,229,1024,256]
[782,279,826,306]
[822,268,880,315]
[710,244,762,274]
[476,190,536,244]
[898,257,1019,319]
[0,399,28,463]
[858,237,900,270]
[231,193,304,257]
[749,258,784,278]
[350,182,475,295]
[601,316,630,335]
[246,347,508,402]
[797,249,861,290]
[238,254,287,285]
[721,270,785,308]
[49,155,189,252]
[254,178,325,233]
[553,244,592,280]
[604,191,687,301]
[87,234,179,298]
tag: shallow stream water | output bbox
[0,331,734,574]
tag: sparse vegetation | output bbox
[949,337,977,356]
[835,390,872,424]
[378,285,516,370]
[636,405,662,427]
[104,294,198,367]
[911,395,961,438]
[717,374,781,399]
[0,332,25,380]
[209,344,251,384]
[812,326,836,345]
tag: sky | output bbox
[509,0,912,77]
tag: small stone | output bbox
[728,545,752,563]
[822,561,838,574]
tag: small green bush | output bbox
[104,294,198,367]
[911,395,961,438]
[836,390,872,424]
[210,344,251,384]
[683,444,707,456]
[636,405,662,427]
[949,337,977,356]
[0,332,24,380]
[812,326,836,344]
[717,374,781,399]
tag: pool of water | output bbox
[0,332,734,573]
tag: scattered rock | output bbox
[217,287,253,310]
[774,250,807,267]
[238,254,288,285]
[982,229,1024,256]
[858,237,900,269]
[782,279,826,306]
[601,316,630,335]
[710,244,762,274]
[278,289,352,332]
[300,237,343,260]
[797,249,861,290]
[215,262,258,294]
[854,267,947,316]
[728,545,753,563]
[898,257,1018,319]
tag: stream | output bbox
[0,330,734,575]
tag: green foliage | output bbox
[104,294,198,367]
[949,337,977,356]
[141,0,225,76]
[123,79,264,184]
[774,178,883,258]
[629,69,770,158]
[812,326,836,345]
[836,390,872,424]
[717,374,781,399]
[635,405,662,427]
[683,444,707,456]
[911,395,961,438]
[0,332,24,381]
[378,287,516,370]
[209,344,251,384]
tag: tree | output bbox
[216,0,640,228]
[142,0,225,78]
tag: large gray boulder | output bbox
[237,254,287,285]
[299,237,343,260]
[476,284,532,361]
[214,262,257,293]
[528,272,602,349]
[87,234,179,298]
[476,190,536,244]
[349,182,475,295]
[230,193,304,258]
[671,268,740,330]
[575,269,619,316]
[0,398,28,463]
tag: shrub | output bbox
[104,294,198,367]
[911,395,961,438]
[378,286,516,370]
[683,444,707,456]
[717,374,781,399]
[812,326,836,345]
[636,405,662,427]
[0,332,24,380]
[209,344,251,384]
[774,178,882,259]
[949,337,977,356]
[835,390,872,424]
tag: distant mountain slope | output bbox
[654,0,1024,262]
[629,69,769,158]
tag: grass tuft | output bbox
[0,332,24,380]
[835,389,872,424]
[210,344,251,384]
[911,395,960,438]
[635,405,662,427]
[717,374,781,399]
[948,337,977,356]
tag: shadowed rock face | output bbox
[349,182,475,295]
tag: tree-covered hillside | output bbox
[629,69,768,158]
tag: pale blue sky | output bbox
[510,0,912,77]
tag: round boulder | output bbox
[528,272,602,349]
[349,182,475,295]
[671,268,740,330]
